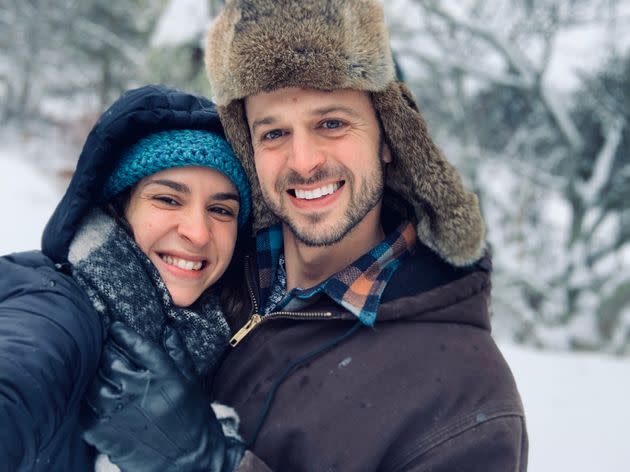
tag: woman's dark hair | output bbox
[103,186,250,324]
[214,230,251,327]
[104,188,134,235]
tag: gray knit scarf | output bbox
[68,209,230,377]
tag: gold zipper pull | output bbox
[229,314,262,347]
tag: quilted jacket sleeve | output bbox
[0,253,103,470]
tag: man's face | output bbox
[244,87,391,247]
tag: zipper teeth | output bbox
[264,311,333,320]
[231,255,335,348]
[244,255,333,321]
[249,311,334,332]
[229,310,334,348]
[244,255,260,314]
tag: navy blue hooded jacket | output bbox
[0,85,227,471]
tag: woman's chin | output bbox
[169,289,199,308]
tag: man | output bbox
[203,1,528,471]
[82,1,527,471]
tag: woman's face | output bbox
[125,166,240,307]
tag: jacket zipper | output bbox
[229,255,333,347]
[229,255,261,347]
[229,314,262,347]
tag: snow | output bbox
[386,1,630,94]
[0,137,62,254]
[151,0,209,47]
[1,138,629,471]
[547,20,630,92]
[501,343,630,471]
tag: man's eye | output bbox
[321,120,344,130]
[263,129,284,140]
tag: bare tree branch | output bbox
[416,0,537,81]
[74,18,145,66]
[577,117,625,205]
[414,0,585,151]
[397,46,532,88]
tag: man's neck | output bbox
[282,205,386,290]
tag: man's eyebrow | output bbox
[250,116,276,135]
[143,179,190,193]
[311,105,362,119]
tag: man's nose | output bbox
[177,209,211,247]
[287,130,325,176]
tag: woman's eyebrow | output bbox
[211,192,240,203]
[143,179,190,193]
[143,180,239,202]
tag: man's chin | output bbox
[284,219,351,248]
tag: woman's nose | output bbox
[177,210,211,247]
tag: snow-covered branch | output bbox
[74,18,145,66]
[397,46,532,89]
[451,139,567,191]
[539,86,584,151]
[415,0,584,151]
[416,0,537,83]
[577,117,625,205]
[587,237,629,267]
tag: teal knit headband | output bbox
[103,129,251,227]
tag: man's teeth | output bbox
[161,255,203,271]
[294,183,340,200]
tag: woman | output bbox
[0,85,250,471]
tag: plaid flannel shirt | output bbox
[255,217,417,326]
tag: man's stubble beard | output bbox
[262,140,387,248]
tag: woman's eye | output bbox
[321,119,344,130]
[209,206,236,217]
[263,129,284,141]
[154,196,180,206]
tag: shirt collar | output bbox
[255,219,417,326]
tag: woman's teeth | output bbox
[161,255,203,271]
[294,182,340,200]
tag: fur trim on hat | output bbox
[206,0,395,106]
[372,82,486,265]
[218,100,278,231]
[205,0,486,266]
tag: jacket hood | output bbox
[42,85,226,263]
[379,247,492,332]
[205,0,486,267]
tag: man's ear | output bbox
[382,142,393,164]
[243,96,253,132]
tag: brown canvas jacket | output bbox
[212,245,528,472]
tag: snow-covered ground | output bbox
[1,136,629,471]
[0,138,61,253]
[502,343,630,471]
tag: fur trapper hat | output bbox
[205,0,485,266]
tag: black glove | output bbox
[81,322,244,472]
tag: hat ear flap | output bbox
[373,82,486,266]
[218,100,279,234]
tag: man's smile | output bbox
[288,181,345,201]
